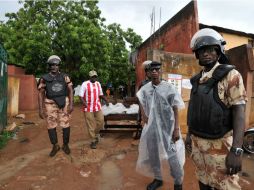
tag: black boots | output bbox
[62,127,70,154]
[199,181,216,190]
[49,144,60,157]
[174,184,183,190]
[147,179,163,190]
[90,136,99,149]
[48,127,71,156]
[48,128,60,157]
[146,179,182,190]
[62,144,70,154]
[90,141,97,149]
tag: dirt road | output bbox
[0,105,253,190]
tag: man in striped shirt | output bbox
[79,70,109,149]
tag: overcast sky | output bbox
[1,0,254,41]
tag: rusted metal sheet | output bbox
[227,44,254,129]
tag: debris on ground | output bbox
[80,148,107,163]
[80,170,91,177]
[22,121,35,125]
[5,122,17,132]
[17,175,47,181]
[131,140,139,146]
[15,114,25,119]
[19,137,30,143]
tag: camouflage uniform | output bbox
[191,63,247,190]
[38,75,72,129]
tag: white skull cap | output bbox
[142,60,152,70]
[47,55,61,63]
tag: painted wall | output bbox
[8,65,25,75]
[222,33,252,50]
[7,76,20,116]
[7,65,38,111]
[135,1,199,90]
[18,75,38,111]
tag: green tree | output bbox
[0,0,142,89]
[104,24,142,90]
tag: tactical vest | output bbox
[41,73,68,108]
[187,64,235,139]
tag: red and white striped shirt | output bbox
[79,81,104,112]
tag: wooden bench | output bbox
[100,97,142,139]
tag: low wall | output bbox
[8,65,25,75]
[7,76,20,116]
[18,75,38,111]
[8,65,38,111]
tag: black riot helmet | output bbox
[190,28,229,64]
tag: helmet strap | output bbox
[199,60,217,71]
[218,54,229,64]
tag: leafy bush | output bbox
[0,131,14,149]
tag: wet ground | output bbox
[0,105,253,190]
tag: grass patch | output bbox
[0,131,14,149]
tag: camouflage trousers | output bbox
[45,100,70,129]
[191,131,241,190]
[84,110,104,142]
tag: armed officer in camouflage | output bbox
[186,28,247,190]
[38,55,74,157]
